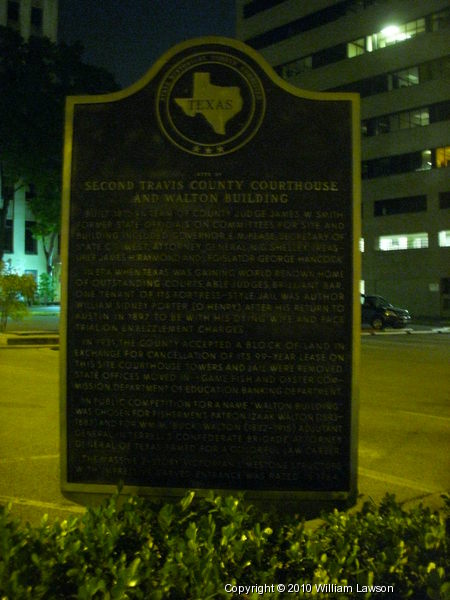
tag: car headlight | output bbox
[384,310,396,317]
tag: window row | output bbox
[275,9,449,79]
[362,147,450,179]
[380,231,450,250]
[379,232,429,250]
[362,101,450,137]
[373,192,450,216]
[360,231,450,252]
[374,195,426,216]
[244,0,391,42]
[4,220,38,255]
[347,17,427,58]
[329,58,449,98]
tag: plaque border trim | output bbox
[60,36,361,507]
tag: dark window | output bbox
[25,221,38,255]
[243,0,285,18]
[7,0,19,21]
[26,184,37,200]
[439,191,450,209]
[312,44,347,69]
[362,104,444,137]
[31,7,43,34]
[244,0,384,19]
[331,58,450,97]
[431,7,450,31]
[4,219,13,254]
[244,1,350,48]
[329,74,389,97]
[429,101,450,123]
[374,195,427,216]
[363,151,430,179]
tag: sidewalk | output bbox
[3,305,449,346]
[0,305,60,347]
[6,305,60,332]
[1,313,448,525]
[1,342,447,526]
[5,305,450,331]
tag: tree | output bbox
[0,260,37,331]
[0,26,119,272]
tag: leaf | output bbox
[180,491,195,512]
[185,522,197,542]
[157,504,173,531]
[125,557,141,587]
[439,582,450,600]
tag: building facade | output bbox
[237,0,450,318]
[0,0,57,41]
[0,0,59,296]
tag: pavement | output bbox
[1,304,449,345]
[0,305,60,348]
[1,305,449,525]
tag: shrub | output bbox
[37,272,55,305]
[0,491,448,599]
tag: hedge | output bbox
[0,491,449,599]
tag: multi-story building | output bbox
[237,0,450,318]
[0,0,58,293]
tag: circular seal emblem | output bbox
[156,50,265,156]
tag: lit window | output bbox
[436,147,450,168]
[359,238,365,252]
[378,233,428,251]
[417,150,432,171]
[347,39,365,58]
[351,18,426,57]
[438,231,450,247]
[411,108,429,127]
[379,235,407,251]
[379,25,408,47]
[389,67,419,89]
[376,18,425,48]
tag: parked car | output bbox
[361,294,411,330]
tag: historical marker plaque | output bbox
[61,37,360,502]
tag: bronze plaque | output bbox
[61,38,360,502]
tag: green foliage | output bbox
[0,492,448,599]
[0,25,119,264]
[0,25,119,184]
[37,272,55,304]
[0,261,37,330]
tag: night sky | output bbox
[58,0,236,89]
